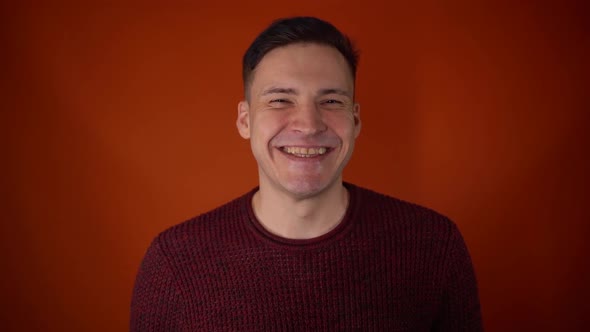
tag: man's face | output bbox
[237,43,361,199]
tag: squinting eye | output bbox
[324,100,343,104]
[270,99,289,104]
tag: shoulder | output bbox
[153,188,255,256]
[348,183,459,236]
[348,183,471,270]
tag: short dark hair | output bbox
[242,16,359,96]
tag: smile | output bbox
[281,146,328,158]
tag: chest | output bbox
[176,243,443,330]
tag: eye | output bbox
[321,99,345,108]
[324,99,342,104]
[268,98,293,109]
[270,99,290,104]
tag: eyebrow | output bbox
[261,87,352,98]
[261,87,298,96]
[318,88,352,98]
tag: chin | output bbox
[281,177,337,199]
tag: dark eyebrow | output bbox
[261,87,298,96]
[318,88,352,98]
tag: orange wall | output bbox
[2,1,588,331]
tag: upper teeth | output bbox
[283,146,327,156]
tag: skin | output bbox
[236,43,361,239]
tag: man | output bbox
[131,16,482,331]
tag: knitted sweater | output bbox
[130,183,482,331]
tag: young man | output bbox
[131,17,482,331]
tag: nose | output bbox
[290,102,327,135]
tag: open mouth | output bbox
[279,146,330,158]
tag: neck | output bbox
[252,181,349,240]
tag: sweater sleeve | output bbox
[130,236,185,331]
[434,224,483,331]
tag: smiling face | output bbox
[237,43,361,199]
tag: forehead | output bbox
[249,43,354,96]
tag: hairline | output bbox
[244,41,356,102]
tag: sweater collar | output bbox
[243,182,360,249]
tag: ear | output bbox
[353,103,361,138]
[236,100,251,139]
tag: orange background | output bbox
[2,1,588,331]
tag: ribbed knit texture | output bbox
[130,183,482,331]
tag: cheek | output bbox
[254,113,288,133]
[325,113,357,137]
[251,114,285,146]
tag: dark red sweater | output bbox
[130,183,482,331]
